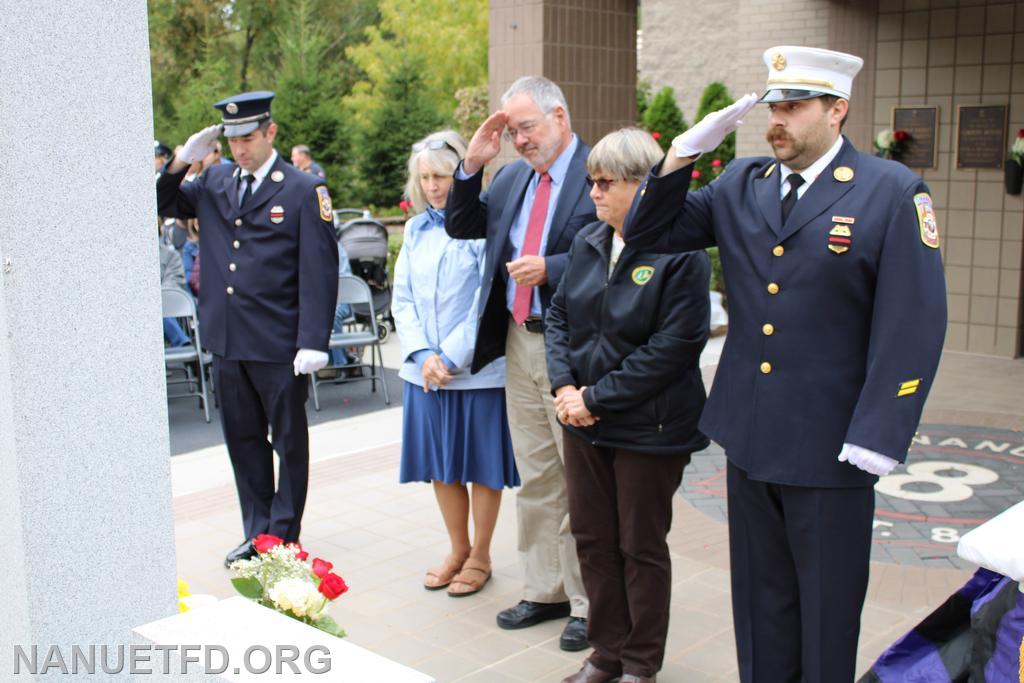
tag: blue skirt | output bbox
[400,382,520,490]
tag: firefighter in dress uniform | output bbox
[624,47,947,682]
[157,91,339,566]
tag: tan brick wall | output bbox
[871,0,1023,356]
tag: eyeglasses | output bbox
[585,176,620,192]
[502,120,541,143]
[412,139,461,158]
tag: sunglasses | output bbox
[412,139,461,158]
[586,176,620,192]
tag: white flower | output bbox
[268,578,324,618]
[875,129,894,150]
[1013,136,1024,157]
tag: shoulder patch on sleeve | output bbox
[913,193,939,248]
[315,186,332,222]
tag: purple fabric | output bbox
[984,588,1024,683]
[869,630,955,682]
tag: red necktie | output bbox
[512,173,551,324]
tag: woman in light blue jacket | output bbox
[393,130,519,597]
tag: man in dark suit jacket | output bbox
[157,91,338,567]
[625,48,947,683]
[446,76,595,651]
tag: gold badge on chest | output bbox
[828,224,852,254]
[833,166,854,182]
[270,205,285,224]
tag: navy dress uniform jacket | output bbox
[545,221,711,456]
[624,137,947,487]
[156,155,338,363]
[445,142,597,373]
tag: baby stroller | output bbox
[334,209,395,341]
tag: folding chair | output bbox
[161,286,213,423]
[310,274,391,410]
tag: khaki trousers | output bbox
[505,318,588,617]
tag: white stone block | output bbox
[134,597,435,681]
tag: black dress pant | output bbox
[726,461,875,683]
[213,356,310,543]
[564,431,689,678]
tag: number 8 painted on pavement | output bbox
[875,461,999,503]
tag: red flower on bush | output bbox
[711,159,722,168]
[1018,129,1024,138]
[893,130,909,142]
[318,572,349,599]
[691,170,701,179]
[253,534,283,553]
[312,558,333,578]
[399,199,411,212]
[652,131,661,140]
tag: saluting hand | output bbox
[672,92,759,158]
[179,124,224,165]
[421,354,453,392]
[506,255,547,288]
[463,111,509,175]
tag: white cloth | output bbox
[179,124,222,164]
[672,93,759,157]
[957,501,1024,583]
[608,232,626,279]
[292,349,328,375]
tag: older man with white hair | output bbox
[446,76,595,651]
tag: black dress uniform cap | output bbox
[154,141,172,158]
[759,46,863,103]
[213,91,275,138]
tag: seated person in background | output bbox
[319,241,360,377]
[181,218,200,291]
[160,234,191,347]
[545,127,711,683]
[393,130,519,597]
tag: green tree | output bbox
[356,56,444,208]
[692,82,735,189]
[271,0,353,201]
[641,87,688,152]
[636,79,652,123]
[343,0,488,137]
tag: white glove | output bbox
[293,349,329,376]
[672,92,760,157]
[838,442,899,476]
[178,124,223,164]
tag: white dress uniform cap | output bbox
[760,46,864,103]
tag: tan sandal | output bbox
[423,555,465,591]
[446,558,492,597]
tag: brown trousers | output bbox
[563,430,689,677]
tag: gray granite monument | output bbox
[0,0,178,669]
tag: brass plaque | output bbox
[892,106,939,169]
[955,104,1008,170]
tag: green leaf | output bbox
[314,615,347,638]
[231,577,263,600]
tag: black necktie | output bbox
[781,173,804,224]
[239,174,255,208]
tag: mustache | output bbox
[765,129,791,144]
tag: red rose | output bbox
[1018,129,1024,138]
[312,558,333,578]
[318,572,348,600]
[894,130,908,142]
[691,170,701,179]
[253,534,283,553]
[287,544,308,561]
[652,131,661,140]
[711,159,722,168]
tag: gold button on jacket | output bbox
[760,362,772,374]
[767,282,780,294]
[762,323,775,336]
[772,245,784,256]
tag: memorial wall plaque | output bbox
[891,106,938,169]
[956,104,1007,169]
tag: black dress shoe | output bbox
[560,616,589,651]
[224,540,256,568]
[496,600,571,629]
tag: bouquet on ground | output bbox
[228,534,348,637]
[874,129,909,159]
